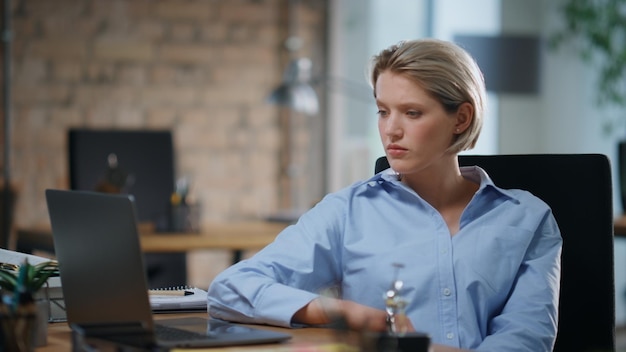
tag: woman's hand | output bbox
[292,297,414,332]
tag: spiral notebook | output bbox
[148,286,208,312]
[45,189,291,349]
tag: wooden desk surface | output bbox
[40,314,333,352]
[38,312,465,352]
[17,221,289,254]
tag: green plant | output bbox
[0,261,58,294]
[550,0,626,108]
[0,260,59,313]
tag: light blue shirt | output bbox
[208,166,562,351]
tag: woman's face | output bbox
[375,71,460,175]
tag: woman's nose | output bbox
[382,114,402,137]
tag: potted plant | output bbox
[549,0,626,117]
[0,260,59,351]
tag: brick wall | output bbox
[1,0,327,287]
[3,0,327,232]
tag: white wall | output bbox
[431,0,500,155]
[327,0,427,192]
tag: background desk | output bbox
[18,221,288,288]
[16,221,289,263]
[140,221,288,263]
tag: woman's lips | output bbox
[386,145,407,157]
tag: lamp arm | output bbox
[315,76,374,103]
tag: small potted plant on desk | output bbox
[0,260,59,351]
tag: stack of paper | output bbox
[0,248,66,322]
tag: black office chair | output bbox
[375,154,616,352]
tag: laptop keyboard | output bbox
[154,323,213,341]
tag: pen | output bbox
[149,290,194,297]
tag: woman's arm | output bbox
[293,298,476,352]
[293,297,388,331]
[208,193,348,327]
[292,297,417,333]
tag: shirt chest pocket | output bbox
[458,226,534,294]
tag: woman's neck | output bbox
[400,161,477,212]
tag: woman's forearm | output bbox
[293,298,391,332]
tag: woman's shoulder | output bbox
[505,188,551,209]
[325,172,396,198]
[464,165,553,211]
[308,174,394,213]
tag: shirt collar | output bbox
[375,165,521,204]
[461,166,520,203]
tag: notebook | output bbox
[45,189,291,349]
[149,286,208,311]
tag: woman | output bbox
[208,38,562,351]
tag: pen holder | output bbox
[0,300,49,351]
[169,203,200,233]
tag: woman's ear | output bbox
[454,102,473,133]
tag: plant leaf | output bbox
[0,269,17,291]
[0,260,59,294]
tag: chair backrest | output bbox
[375,154,616,352]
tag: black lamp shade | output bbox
[267,58,319,116]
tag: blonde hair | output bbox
[369,38,486,153]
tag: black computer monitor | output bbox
[68,129,175,228]
[68,128,185,288]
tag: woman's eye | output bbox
[407,110,421,118]
[377,109,388,117]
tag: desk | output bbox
[17,221,289,263]
[38,312,466,352]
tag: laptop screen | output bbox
[46,189,293,348]
[46,189,155,329]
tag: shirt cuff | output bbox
[255,283,320,327]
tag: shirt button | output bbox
[442,288,451,296]
[447,332,454,339]
[441,248,447,254]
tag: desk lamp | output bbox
[266,0,319,222]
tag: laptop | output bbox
[45,189,291,349]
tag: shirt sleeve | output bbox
[207,193,347,327]
[476,210,562,351]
